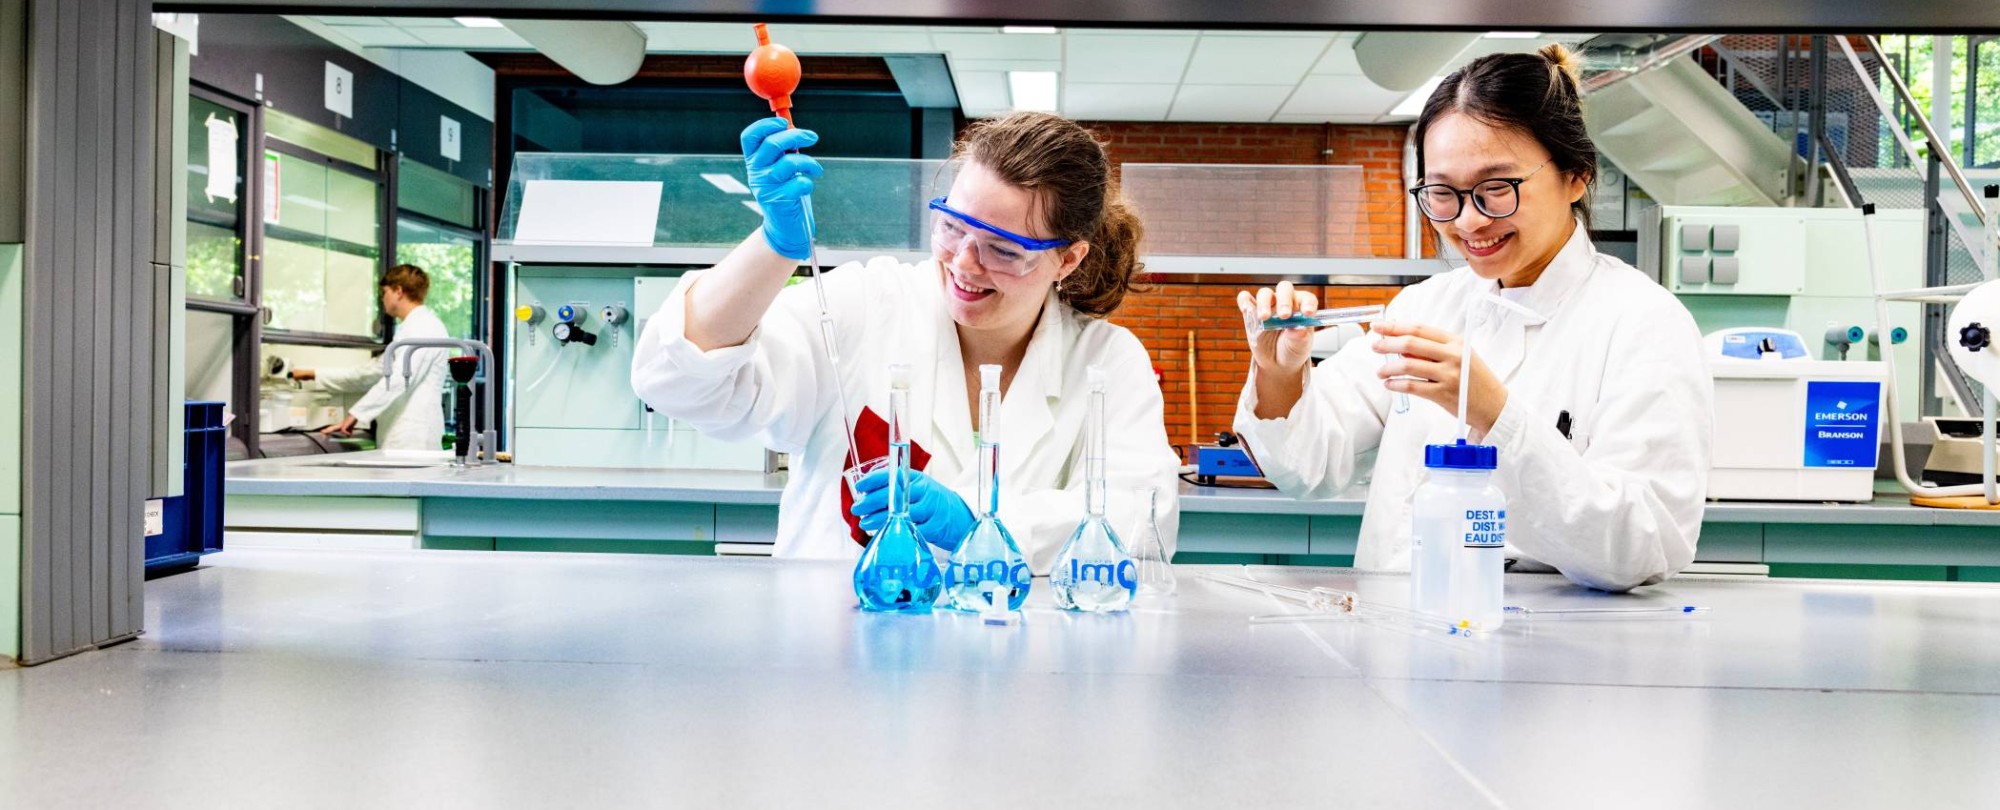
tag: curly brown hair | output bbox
[954,112,1146,317]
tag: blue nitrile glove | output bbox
[739,117,823,260]
[849,468,976,552]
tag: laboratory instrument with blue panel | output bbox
[1193,432,1262,485]
[943,364,1031,615]
[1704,326,1887,502]
[1650,204,1919,503]
[1666,195,2000,508]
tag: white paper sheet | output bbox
[513,180,664,246]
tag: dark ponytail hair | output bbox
[1413,43,1598,227]
[954,112,1145,317]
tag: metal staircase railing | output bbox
[1589,33,1992,418]
[1834,35,1993,420]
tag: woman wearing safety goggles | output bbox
[633,112,1182,571]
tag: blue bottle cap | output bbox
[1424,439,1497,470]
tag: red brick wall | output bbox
[1082,121,1414,455]
[1090,122,1409,258]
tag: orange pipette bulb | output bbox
[744,23,802,125]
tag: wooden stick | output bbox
[1187,330,1198,446]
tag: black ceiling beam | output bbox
[158,1,2000,35]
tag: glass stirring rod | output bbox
[1201,572,1474,634]
[1504,605,1711,619]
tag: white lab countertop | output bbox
[226,451,790,504]
[2,549,1994,807]
[226,451,2000,526]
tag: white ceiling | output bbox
[304,17,1589,124]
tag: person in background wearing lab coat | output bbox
[292,264,451,452]
[292,350,384,401]
[1234,45,1713,592]
[632,112,1182,570]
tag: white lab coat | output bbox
[1234,227,1713,592]
[632,257,1183,570]
[314,364,383,395]
[348,305,450,452]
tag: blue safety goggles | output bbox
[927,197,1074,251]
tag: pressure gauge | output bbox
[553,321,597,346]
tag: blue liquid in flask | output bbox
[852,365,942,612]
[944,365,1030,612]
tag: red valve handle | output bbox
[744,23,801,126]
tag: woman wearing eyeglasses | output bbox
[1233,45,1712,592]
[633,112,1181,568]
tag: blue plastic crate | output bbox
[186,400,225,430]
[146,401,226,574]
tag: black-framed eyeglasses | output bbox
[1408,159,1553,222]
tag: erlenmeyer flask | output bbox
[1128,486,1176,600]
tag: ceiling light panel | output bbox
[1181,35,1330,85]
[1064,34,1196,85]
[415,27,529,49]
[1167,84,1291,122]
[952,70,1013,113]
[1389,76,1445,117]
[1281,75,1412,116]
[1008,71,1059,112]
[932,32,1061,61]
[1062,83,1177,121]
[1309,44,1364,76]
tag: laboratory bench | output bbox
[3,549,1995,807]
[223,453,2000,576]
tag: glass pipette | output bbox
[1250,300,1408,413]
[1200,572,1356,612]
[1250,599,1476,635]
[800,224,860,472]
[747,24,861,471]
[1504,605,1710,620]
[1202,572,1474,635]
[1261,304,1385,331]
